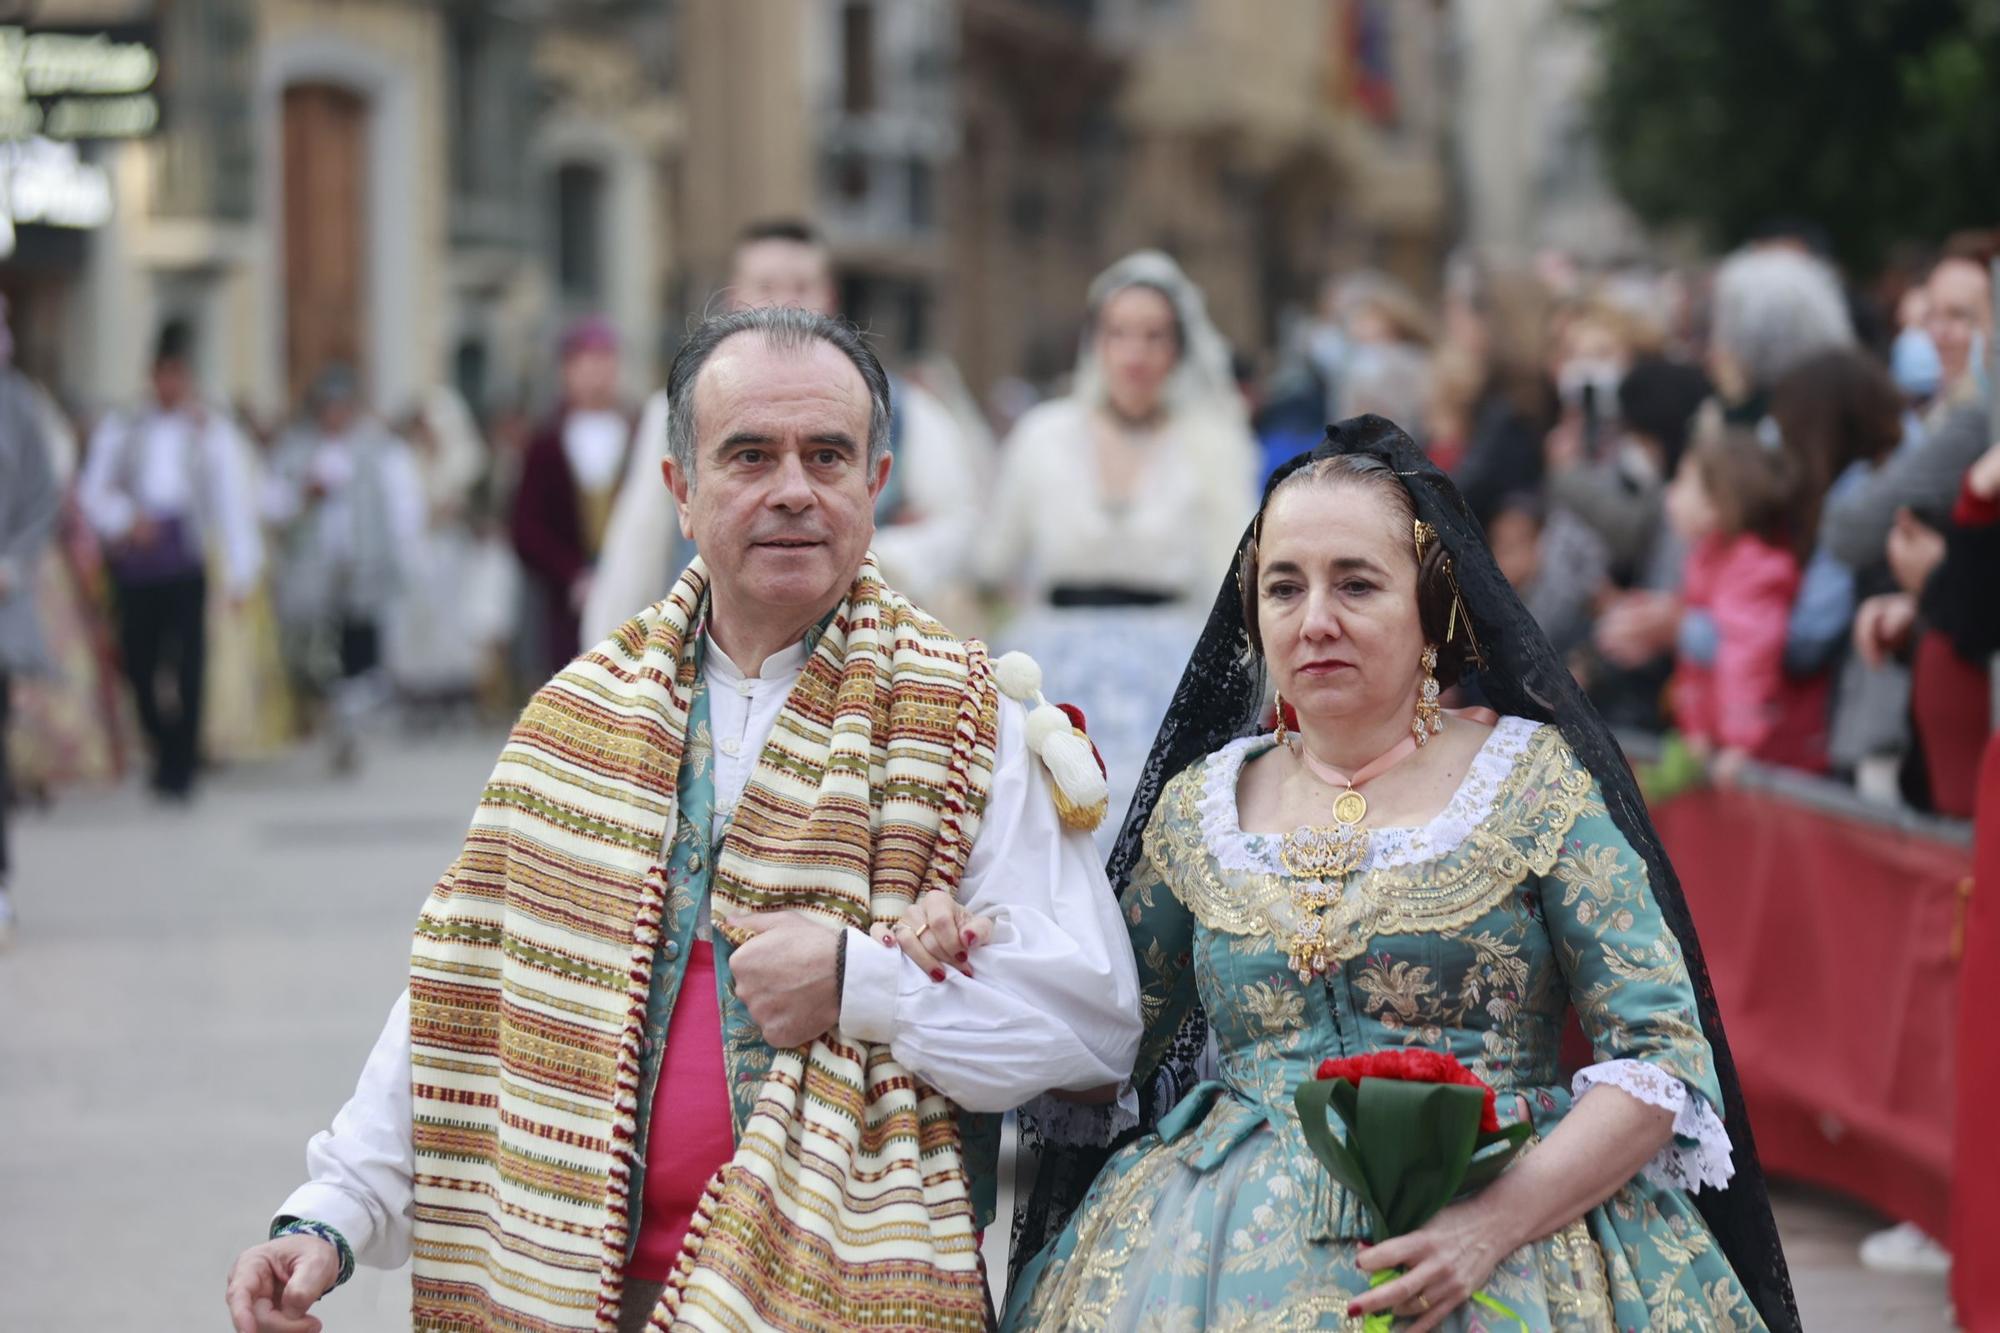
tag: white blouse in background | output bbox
[976,397,1258,604]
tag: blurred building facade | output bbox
[1448,0,1645,266]
[6,0,1459,419]
[9,0,678,421]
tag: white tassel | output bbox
[1025,702,1073,752]
[994,651,1044,702]
[993,651,1109,831]
[1040,727,1110,809]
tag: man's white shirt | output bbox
[276,633,1143,1267]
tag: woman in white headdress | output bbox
[978,251,1259,850]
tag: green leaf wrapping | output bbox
[1293,1077,1532,1241]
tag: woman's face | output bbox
[1096,285,1180,419]
[1256,481,1428,730]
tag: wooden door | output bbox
[282,83,368,407]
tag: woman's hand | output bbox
[888,889,995,982]
[1350,1200,1516,1333]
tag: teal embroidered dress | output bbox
[1005,718,1764,1331]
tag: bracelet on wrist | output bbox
[270,1216,356,1290]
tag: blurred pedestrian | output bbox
[1666,421,1827,779]
[0,328,60,940]
[511,316,635,675]
[77,320,264,799]
[583,220,985,642]
[1917,254,1990,427]
[1444,260,1559,526]
[1706,245,1854,424]
[385,387,496,720]
[977,250,1258,849]
[265,367,425,772]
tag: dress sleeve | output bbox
[1543,793,1735,1193]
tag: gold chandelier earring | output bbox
[1413,645,1443,745]
[1273,691,1289,747]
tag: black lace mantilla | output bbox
[1008,415,1801,1333]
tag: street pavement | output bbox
[0,728,1958,1330]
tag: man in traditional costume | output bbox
[513,316,640,674]
[78,319,264,799]
[263,366,426,772]
[226,307,1141,1333]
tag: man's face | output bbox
[666,333,888,622]
[151,359,191,409]
[729,239,837,316]
[1923,258,1992,387]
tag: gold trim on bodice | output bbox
[1146,724,1598,970]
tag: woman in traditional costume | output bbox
[977,252,1259,852]
[1002,417,1799,1331]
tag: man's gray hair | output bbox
[665,306,893,484]
[1711,247,1855,392]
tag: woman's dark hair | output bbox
[1236,453,1473,688]
[1770,348,1904,558]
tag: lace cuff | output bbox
[1571,1059,1735,1194]
[1017,1082,1140,1148]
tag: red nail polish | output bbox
[964,965,974,978]
[963,929,976,944]
[1346,1303,1361,1318]
[930,969,946,982]
[957,951,969,963]
[881,936,895,948]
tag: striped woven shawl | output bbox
[407,556,1000,1332]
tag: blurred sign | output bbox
[0,24,159,141]
[0,135,112,258]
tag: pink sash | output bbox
[629,940,735,1283]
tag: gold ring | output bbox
[1416,1295,1431,1313]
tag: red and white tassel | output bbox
[994,651,1110,832]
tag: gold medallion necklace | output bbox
[1279,729,1421,979]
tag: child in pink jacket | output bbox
[1667,421,1830,776]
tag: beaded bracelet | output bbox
[270,1216,356,1290]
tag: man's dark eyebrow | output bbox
[714,431,860,451]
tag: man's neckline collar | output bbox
[701,608,836,683]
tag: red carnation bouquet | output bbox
[1295,1050,1532,1330]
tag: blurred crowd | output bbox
[3,217,1998,940]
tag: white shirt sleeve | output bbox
[581,389,678,644]
[275,991,417,1268]
[839,697,1143,1112]
[77,412,137,541]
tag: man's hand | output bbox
[891,890,995,981]
[726,911,844,1049]
[224,1234,338,1333]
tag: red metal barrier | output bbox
[1952,737,2000,1328]
[1651,783,1972,1244]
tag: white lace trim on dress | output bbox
[1572,1058,1736,1194]
[1196,716,1543,875]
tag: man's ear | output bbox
[868,450,893,503]
[664,457,696,541]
